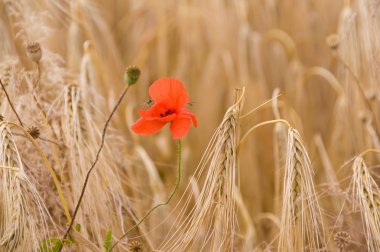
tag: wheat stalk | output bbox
[158,88,244,252]
[278,128,325,251]
[1,0,380,251]
[0,122,52,251]
[0,123,27,250]
[273,123,288,215]
[351,156,380,251]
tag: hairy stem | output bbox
[31,62,60,142]
[59,84,131,248]
[109,139,183,251]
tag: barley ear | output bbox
[278,128,325,251]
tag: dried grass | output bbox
[352,156,380,251]
[0,123,51,251]
[278,128,325,251]
[158,88,244,251]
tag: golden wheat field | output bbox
[1,0,380,251]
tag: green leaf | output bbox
[39,238,63,252]
[63,237,74,245]
[51,240,63,252]
[75,223,81,232]
[39,236,77,252]
[104,229,113,252]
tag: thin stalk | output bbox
[13,132,61,147]
[31,62,67,185]
[238,119,291,148]
[359,149,380,157]
[32,91,61,140]
[109,139,183,251]
[35,62,41,89]
[239,95,281,119]
[31,62,53,134]
[6,121,72,223]
[337,54,380,135]
[0,79,24,127]
[60,84,131,247]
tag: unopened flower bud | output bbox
[26,41,42,62]
[124,65,141,85]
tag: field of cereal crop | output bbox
[0,1,379,251]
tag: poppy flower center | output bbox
[160,108,175,117]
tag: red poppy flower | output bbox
[131,78,198,139]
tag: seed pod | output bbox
[334,231,351,250]
[128,240,142,252]
[27,126,40,139]
[26,41,42,62]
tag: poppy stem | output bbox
[59,84,132,250]
[109,139,183,251]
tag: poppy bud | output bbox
[26,41,42,62]
[124,65,141,85]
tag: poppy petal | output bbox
[178,108,198,127]
[138,107,177,123]
[190,113,198,127]
[170,117,192,139]
[149,78,189,109]
[131,118,166,135]
[138,109,151,118]
[155,113,177,123]
[138,103,166,118]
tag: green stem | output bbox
[109,140,182,251]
